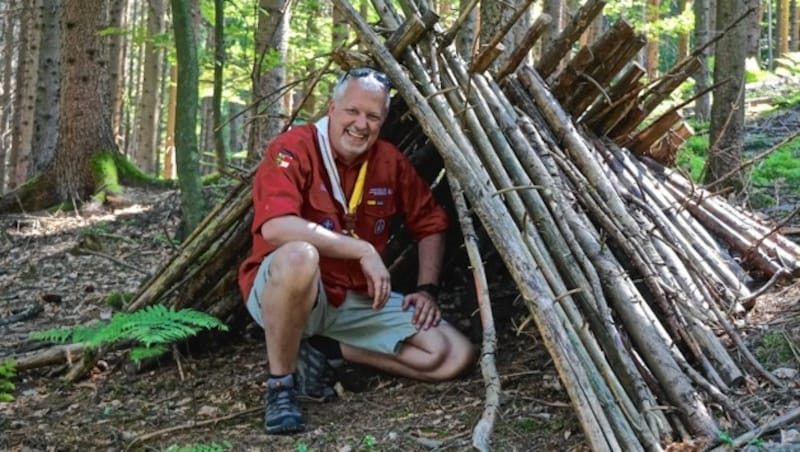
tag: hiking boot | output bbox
[296,339,341,402]
[264,374,305,435]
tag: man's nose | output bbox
[353,114,368,129]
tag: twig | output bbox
[77,249,150,276]
[125,406,262,450]
[710,406,800,450]
[707,130,800,192]
[0,304,43,327]
[172,344,185,382]
[740,269,788,305]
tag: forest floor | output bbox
[2,102,800,451]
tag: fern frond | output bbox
[130,344,169,362]
[28,305,228,364]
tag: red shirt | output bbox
[238,123,449,307]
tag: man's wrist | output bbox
[414,283,440,299]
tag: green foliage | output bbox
[751,141,800,190]
[30,305,228,362]
[774,51,800,78]
[79,222,112,236]
[718,431,734,445]
[676,134,709,182]
[295,441,309,452]
[361,434,377,451]
[754,331,795,366]
[0,359,16,402]
[745,57,775,84]
[165,440,232,452]
[513,417,543,432]
[105,291,134,310]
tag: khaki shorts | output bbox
[246,252,419,355]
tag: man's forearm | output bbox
[416,233,445,285]
[260,215,376,260]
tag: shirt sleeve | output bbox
[395,152,449,240]
[251,131,311,236]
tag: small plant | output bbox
[754,331,795,366]
[718,431,734,446]
[361,434,377,451]
[295,440,309,452]
[513,417,542,432]
[31,305,228,362]
[78,222,112,236]
[165,441,232,452]
[0,359,16,402]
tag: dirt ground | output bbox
[0,180,798,452]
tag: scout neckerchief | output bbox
[315,116,368,236]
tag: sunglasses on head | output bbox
[340,67,392,91]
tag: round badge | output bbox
[374,218,386,235]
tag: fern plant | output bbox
[0,359,16,402]
[31,305,228,362]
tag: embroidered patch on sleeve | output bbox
[275,149,295,168]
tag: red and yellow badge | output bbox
[274,149,295,168]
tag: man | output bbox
[238,67,475,435]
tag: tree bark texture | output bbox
[9,0,40,190]
[707,0,746,190]
[170,0,206,235]
[0,0,18,193]
[30,0,62,178]
[693,0,713,121]
[248,0,290,160]
[134,0,166,175]
[54,0,116,200]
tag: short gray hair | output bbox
[332,67,391,112]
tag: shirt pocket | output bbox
[361,198,396,238]
[307,190,340,231]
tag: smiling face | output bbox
[327,77,389,164]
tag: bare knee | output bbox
[432,328,476,381]
[269,241,319,285]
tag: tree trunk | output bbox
[455,0,478,58]
[212,0,226,173]
[0,0,18,193]
[744,0,761,58]
[30,0,62,178]
[106,0,126,148]
[707,0,746,190]
[163,63,177,179]
[677,0,690,61]
[542,0,564,51]
[645,0,660,79]
[791,0,799,51]
[200,20,215,175]
[779,0,790,56]
[9,0,40,189]
[170,0,206,236]
[693,0,713,121]
[134,0,165,175]
[332,2,349,48]
[53,0,117,201]
[248,0,290,160]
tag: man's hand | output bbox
[359,249,391,310]
[402,291,441,330]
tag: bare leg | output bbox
[340,323,475,381]
[261,241,320,376]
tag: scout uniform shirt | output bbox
[238,123,448,307]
